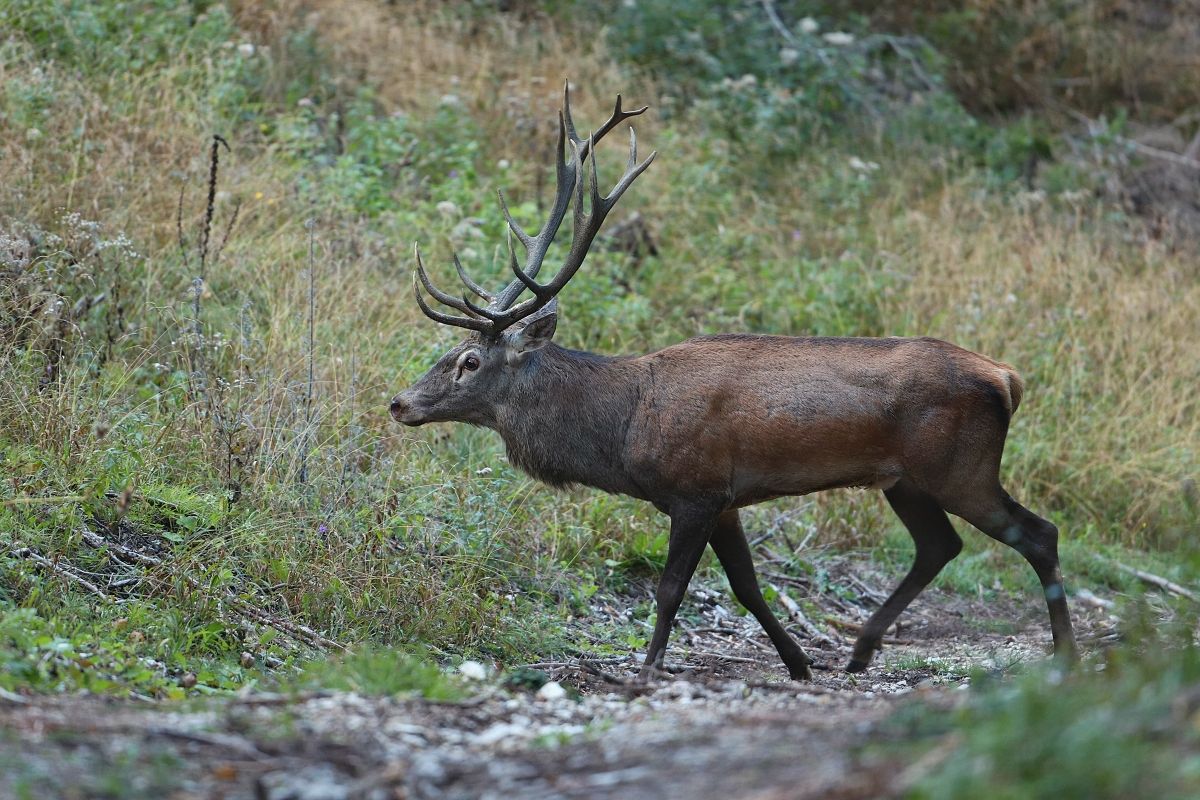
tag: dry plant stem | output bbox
[176,181,191,272]
[213,199,242,267]
[198,134,230,277]
[300,218,316,486]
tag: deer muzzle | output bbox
[388,391,424,426]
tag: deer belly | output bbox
[727,419,902,505]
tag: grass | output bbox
[0,0,1197,712]
[896,620,1200,799]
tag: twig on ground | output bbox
[78,522,347,652]
[1112,561,1199,603]
[10,547,112,603]
[147,727,270,760]
[0,687,31,705]
[1074,587,1116,611]
[1060,106,1200,169]
[771,584,838,646]
[579,660,631,685]
[675,648,760,666]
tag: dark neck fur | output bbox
[493,344,643,497]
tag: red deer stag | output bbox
[390,85,1077,680]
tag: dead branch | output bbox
[10,547,112,603]
[147,727,270,760]
[1112,561,1199,603]
[770,583,838,646]
[579,660,631,686]
[79,523,347,652]
[674,647,760,666]
[0,687,31,705]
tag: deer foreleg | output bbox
[710,509,813,680]
[639,507,717,681]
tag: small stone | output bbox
[180,672,197,689]
[536,681,567,701]
[458,660,488,681]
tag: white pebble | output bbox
[458,660,487,681]
[536,681,567,701]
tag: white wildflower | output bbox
[496,159,511,170]
[779,47,799,67]
[439,93,462,108]
[297,97,314,108]
[237,42,256,58]
[25,128,41,141]
[799,17,819,34]
[822,31,855,46]
[848,157,880,172]
[436,200,460,218]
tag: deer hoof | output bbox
[845,658,870,674]
[789,663,813,681]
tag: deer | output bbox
[389,85,1078,681]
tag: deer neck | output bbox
[493,344,643,497]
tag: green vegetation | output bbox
[895,613,1200,799]
[1,1,1199,793]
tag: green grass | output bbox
[898,623,1200,799]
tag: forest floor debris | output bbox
[0,562,1114,800]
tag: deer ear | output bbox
[504,301,557,364]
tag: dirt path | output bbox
[0,560,1113,799]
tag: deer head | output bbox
[390,84,655,427]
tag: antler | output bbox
[413,82,656,337]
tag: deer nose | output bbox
[389,394,408,421]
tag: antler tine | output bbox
[562,81,581,151]
[490,89,651,315]
[416,245,488,317]
[412,245,491,333]
[601,129,656,211]
[413,88,654,337]
[412,271,491,332]
[563,81,649,165]
[453,252,494,302]
[488,130,654,329]
[498,189,533,249]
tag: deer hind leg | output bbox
[710,510,813,680]
[847,481,963,673]
[947,486,1078,663]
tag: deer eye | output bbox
[462,355,480,372]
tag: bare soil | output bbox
[0,557,1114,800]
